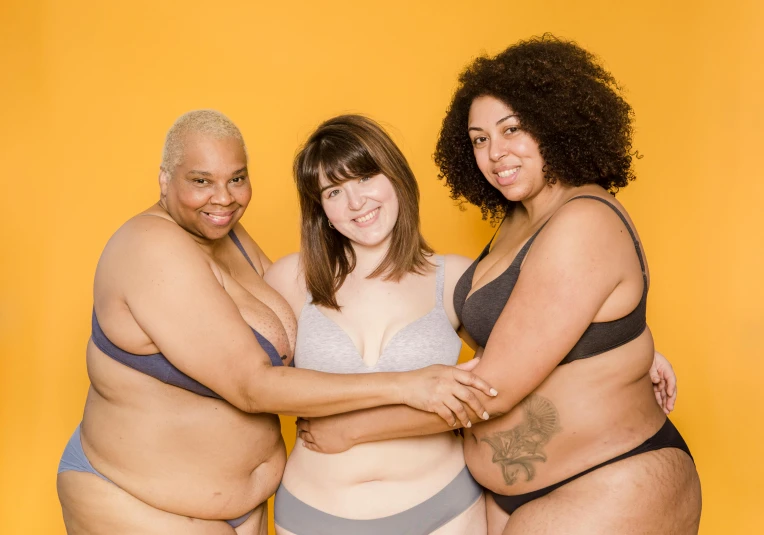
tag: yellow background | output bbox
[2,1,762,533]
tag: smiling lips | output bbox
[495,166,519,186]
[202,210,235,226]
[353,208,379,225]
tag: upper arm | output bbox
[442,254,474,329]
[476,201,629,413]
[263,253,306,317]
[117,220,273,411]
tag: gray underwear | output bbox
[274,466,483,535]
[58,425,253,528]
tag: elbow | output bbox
[485,394,515,419]
[231,372,271,414]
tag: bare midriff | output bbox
[282,433,467,518]
[464,329,667,496]
[82,341,286,521]
[79,233,296,521]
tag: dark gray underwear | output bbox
[274,466,483,535]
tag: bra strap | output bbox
[564,195,647,279]
[228,229,258,272]
[434,255,445,306]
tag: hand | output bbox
[398,363,497,428]
[649,350,677,414]
[296,416,353,454]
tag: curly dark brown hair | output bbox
[435,34,637,221]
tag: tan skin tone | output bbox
[298,97,701,534]
[57,132,498,535]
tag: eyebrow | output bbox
[186,167,248,177]
[320,184,338,193]
[467,114,518,132]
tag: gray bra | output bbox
[294,256,462,373]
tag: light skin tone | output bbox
[57,131,497,535]
[298,97,701,534]
[266,170,487,533]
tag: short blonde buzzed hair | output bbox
[161,109,247,174]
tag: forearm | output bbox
[340,405,465,445]
[246,367,403,416]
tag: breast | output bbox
[294,304,462,373]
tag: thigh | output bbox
[502,449,701,535]
[234,502,267,535]
[485,493,510,535]
[57,471,237,535]
[431,493,487,535]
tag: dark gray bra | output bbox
[454,195,647,365]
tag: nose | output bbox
[489,137,509,162]
[344,184,366,211]
[210,183,235,206]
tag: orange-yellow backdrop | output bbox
[2,1,762,533]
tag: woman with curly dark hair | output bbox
[299,35,701,534]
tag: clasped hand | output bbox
[297,359,494,453]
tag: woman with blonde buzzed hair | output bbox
[56,109,496,535]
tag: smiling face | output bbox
[159,132,251,241]
[319,172,399,251]
[468,95,546,202]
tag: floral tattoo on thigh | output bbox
[480,394,562,486]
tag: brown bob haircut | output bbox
[293,115,433,310]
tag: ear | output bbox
[159,168,171,197]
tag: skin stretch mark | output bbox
[481,394,562,486]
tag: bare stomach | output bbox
[464,331,667,496]
[281,432,467,518]
[81,347,286,521]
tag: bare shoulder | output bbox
[538,195,635,254]
[109,215,212,273]
[263,252,306,316]
[521,194,642,290]
[106,214,202,263]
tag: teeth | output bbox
[497,168,519,178]
[355,209,378,223]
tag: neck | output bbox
[517,181,574,224]
[349,236,393,278]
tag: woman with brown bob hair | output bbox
[296,35,700,534]
[266,115,489,534]
[292,114,433,310]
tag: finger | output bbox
[296,420,310,434]
[649,365,660,384]
[443,398,471,428]
[453,369,498,397]
[299,430,316,444]
[653,385,662,407]
[445,400,470,428]
[435,405,457,427]
[455,357,481,371]
[666,371,677,398]
[667,386,676,412]
[453,384,489,421]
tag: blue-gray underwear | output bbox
[274,465,483,535]
[58,425,253,528]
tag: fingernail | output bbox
[482,411,490,420]
[490,388,498,396]
[466,421,472,428]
